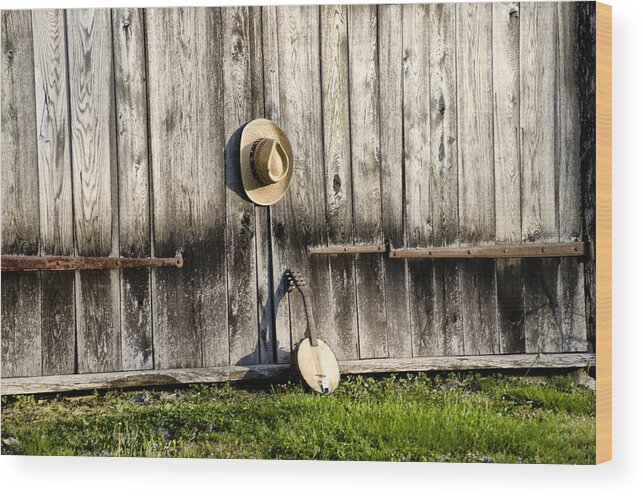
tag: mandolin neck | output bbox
[299,288,318,347]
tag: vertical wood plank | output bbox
[222,6,259,365]
[520,2,561,353]
[1,10,40,257]
[402,4,437,358]
[194,9,229,369]
[558,2,588,352]
[1,273,41,378]
[348,5,387,359]
[429,3,462,356]
[112,8,153,370]
[32,9,76,374]
[261,5,291,362]
[265,6,331,362]
[456,3,499,355]
[67,9,116,257]
[321,5,358,360]
[39,272,75,374]
[247,7,275,365]
[578,3,596,351]
[1,10,42,378]
[33,9,73,257]
[492,2,525,354]
[146,8,228,369]
[67,9,121,373]
[378,4,411,358]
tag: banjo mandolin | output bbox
[286,268,340,394]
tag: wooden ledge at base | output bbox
[1,353,595,396]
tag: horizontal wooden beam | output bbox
[2,364,290,395]
[1,255,184,272]
[307,244,386,255]
[389,242,590,259]
[338,353,595,374]
[1,353,595,395]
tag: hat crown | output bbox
[251,138,290,186]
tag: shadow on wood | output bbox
[234,268,292,365]
[225,122,252,202]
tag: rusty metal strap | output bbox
[306,244,386,255]
[1,255,184,272]
[307,242,592,259]
[389,242,591,259]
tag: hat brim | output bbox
[240,119,294,206]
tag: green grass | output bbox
[0,372,595,463]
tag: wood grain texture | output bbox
[32,9,76,374]
[456,3,499,356]
[403,4,439,358]
[1,273,41,377]
[1,10,40,256]
[112,8,153,370]
[558,2,588,353]
[67,9,121,373]
[429,3,459,249]
[1,352,596,395]
[222,6,259,366]
[146,7,228,368]
[402,3,431,248]
[2,364,289,395]
[246,7,275,365]
[520,2,560,353]
[40,272,75,374]
[320,5,358,360]
[264,6,332,362]
[595,1,611,464]
[67,9,117,257]
[348,5,387,359]
[32,10,74,256]
[579,4,597,351]
[492,2,524,354]
[378,4,411,358]
[429,3,462,356]
[75,271,120,373]
[339,352,595,375]
[261,6,291,363]
[1,10,42,378]
[2,5,600,381]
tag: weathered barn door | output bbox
[1,4,595,387]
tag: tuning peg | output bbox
[285,269,296,292]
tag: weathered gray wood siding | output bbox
[1,3,595,379]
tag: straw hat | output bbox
[240,119,294,206]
